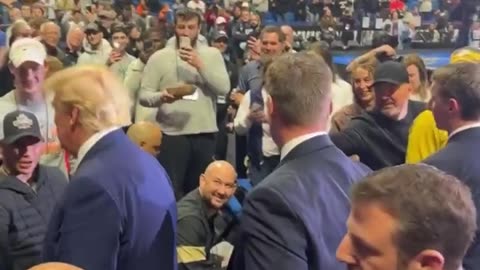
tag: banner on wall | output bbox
[291,25,324,41]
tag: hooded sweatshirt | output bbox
[140,36,230,135]
[77,38,112,66]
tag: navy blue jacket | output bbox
[423,127,480,270]
[231,135,371,270]
[43,129,177,270]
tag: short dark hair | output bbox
[111,23,128,36]
[433,63,480,121]
[259,26,286,43]
[174,8,202,25]
[351,164,477,270]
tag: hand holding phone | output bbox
[179,36,192,50]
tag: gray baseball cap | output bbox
[2,110,42,144]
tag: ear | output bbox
[70,106,80,129]
[199,173,206,187]
[413,249,444,270]
[139,141,146,147]
[266,94,274,122]
[447,98,460,114]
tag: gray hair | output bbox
[264,52,332,126]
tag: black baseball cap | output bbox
[2,110,42,145]
[213,31,228,42]
[373,61,409,87]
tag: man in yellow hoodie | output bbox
[405,46,480,163]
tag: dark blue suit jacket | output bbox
[43,130,177,270]
[423,127,480,270]
[231,135,371,270]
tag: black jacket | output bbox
[331,101,426,170]
[0,165,67,270]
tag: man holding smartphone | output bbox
[108,24,135,81]
[234,26,286,185]
[140,8,230,199]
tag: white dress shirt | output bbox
[234,90,280,157]
[280,132,327,160]
[448,122,480,140]
[70,127,119,174]
[331,76,353,115]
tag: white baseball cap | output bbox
[215,16,227,25]
[9,38,47,68]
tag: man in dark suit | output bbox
[423,62,480,270]
[42,66,177,270]
[230,52,371,270]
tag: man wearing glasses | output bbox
[176,160,237,270]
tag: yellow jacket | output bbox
[406,110,448,163]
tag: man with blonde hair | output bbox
[42,66,177,270]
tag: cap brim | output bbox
[372,79,405,87]
[214,36,228,42]
[2,133,42,145]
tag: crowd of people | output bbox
[0,0,479,270]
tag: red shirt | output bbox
[389,0,405,12]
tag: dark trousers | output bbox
[215,103,229,160]
[158,133,215,200]
[235,135,248,178]
[248,155,280,186]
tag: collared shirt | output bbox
[70,127,119,174]
[280,132,327,160]
[233,89,279,157]
[448,122,480,140]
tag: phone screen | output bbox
[179,36,191,49]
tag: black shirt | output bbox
[331,101,426,170]
[177,189,223,270]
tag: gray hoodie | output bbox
[140,36,230,135]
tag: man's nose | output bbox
[217,185,228,196]
[336,235,356,265]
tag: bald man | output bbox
[280,25,295,52]
[127,121,163,156]
[29,262,83,270]
[177,160,237,269]
[40,22,64,61]
[64,26,84,66]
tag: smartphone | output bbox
[179,36,191,50]
[251,102,263,112]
